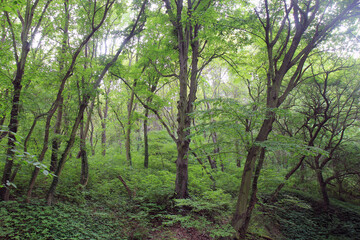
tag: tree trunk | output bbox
[125,81,136,166]
[210,132,219,169]
[0,0,40,199]
[316,169,330,210]
[50,96,63,172]
[203,88,218,169]
[89,118,95,155]
[175,139,190,198]
[0,80,22,201]
[79,117,89,186]
[47,102,88,205]
[144,108,149,168]
[271,155,306,201]
[232,114,275,237]
[237,148,266,238]
[0,90,8,141]
[102,93,109,156]
[235,140,241,168]
[98,87,110,156]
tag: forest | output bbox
[0,0,360,239]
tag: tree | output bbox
[161,0,225,198]
[231,0,360,238]
[1,0,53,201]
[46,0,147,205]
[26,0,118,202]
[302,66,359,209]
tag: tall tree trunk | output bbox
[0,81,23,201]
[0,90,8,141]
[235,140,241,168]
[125,81,136,166]
[77,99,95,158]
[237,148,266,238]
[143,78,159,168]
[78,100,95,185]
[50,0,69,172]
[0,0,51,200]
[203,87,218,169]
[79,116,89,186]
[98,87,110,156]
[50,96,63,172]
[47,102,88,205]
[144,108,149,168]
[89,118,95,155]
[231,112,275,237]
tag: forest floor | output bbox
[1,190,360,239]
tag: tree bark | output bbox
[316,169,330,210]
[235,140,241,168]
[97,86,110,156]
[238,148,266,239]
[50,96,63,172]
[0,82,22,201]
[79,116,89,186]
[144,108,149,168]
[125,81,137,166]
[232,113,275,233]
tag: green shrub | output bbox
[0,201,126,239]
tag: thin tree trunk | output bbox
[0,90,8,140]
[98,87,110,156]
[50,0,69,172]
[235,140,241,168]
[125,81,136,166]
[47,102,88,205]
[89,118,95,155]
[143,77,159,168]
[203,88,218,169]
[300,161,305,183]
[117,175,133,198]
[210,132,219,169]
[271,155,306,201]
[50,96,63,172]
[144,108,149,168]
[191,151,216,188]
[101,91,109,156]
[79,116,89,186]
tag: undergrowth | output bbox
[257,191,360,240]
